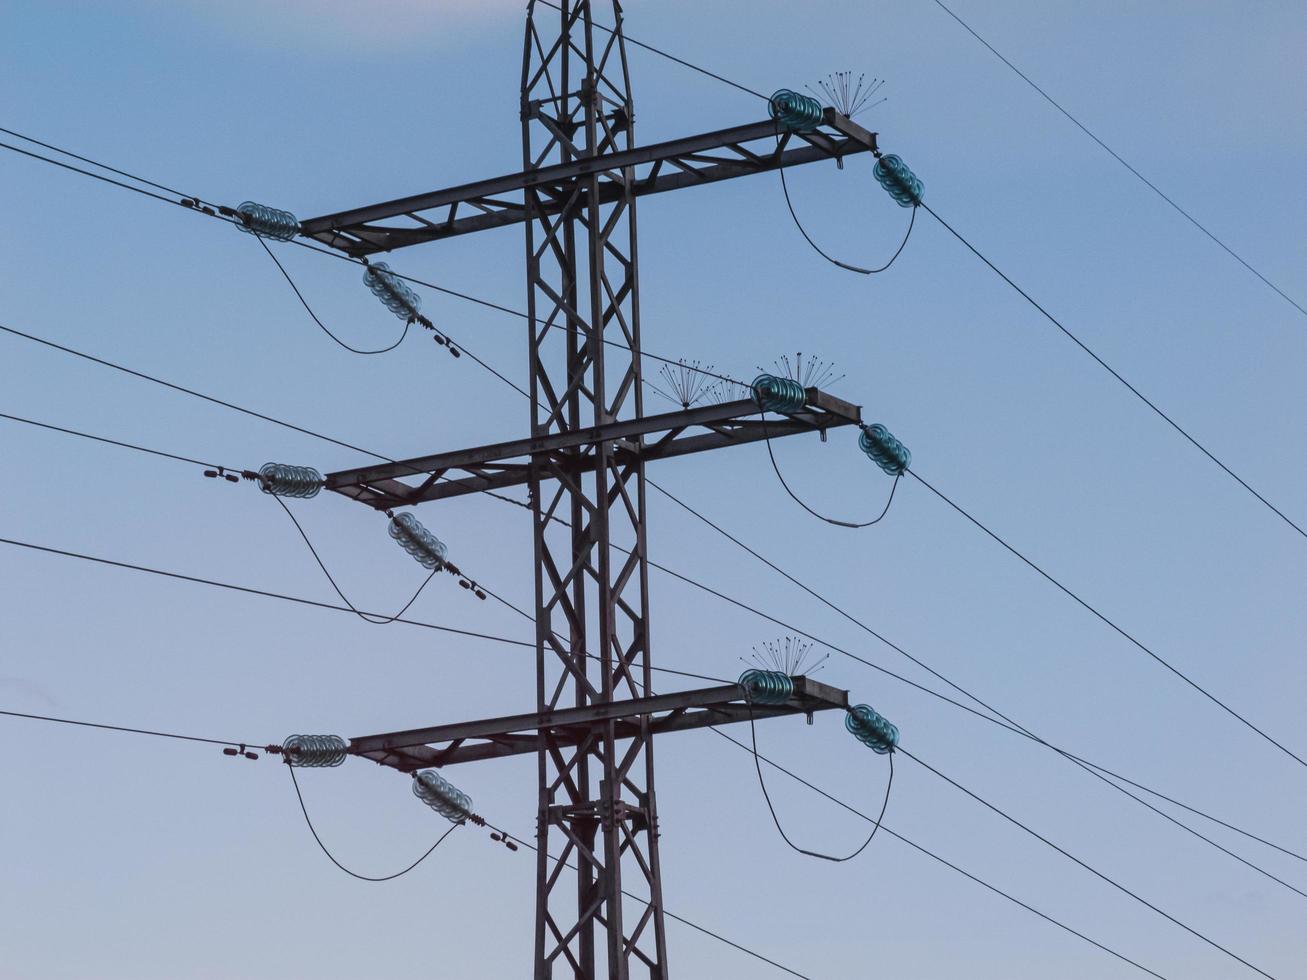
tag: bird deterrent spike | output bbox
[656,359,715,409]
[806,71,888,118]
[760,352,845,392]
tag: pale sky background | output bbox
[1,2,1305,978]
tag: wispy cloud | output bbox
[0,676,59,708]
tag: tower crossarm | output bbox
[298,111,878,256]
[346,677,849,771]
[323,389,863,509]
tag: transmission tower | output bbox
[298,2,880,976]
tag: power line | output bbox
[486,820,815,980]
[12,118,1307,919]
[268,492,440,626]
[908,468,1306,769]
[286,764,461,882]
[745,700,893,862]
[644,477,1307,868]
[10,403,1300,872]
[0,321,382,458]
[705,727,1170,980]
[0,130,742,390]
[0,706,267,751]
[923,0,1307,322]
[6,465,1294,967]
[0,699,1185,980]
[0,410,240,472]
[919,202,1306,542]
[779,161,917,276]
[0,533,533,648]
[536,0,771,102]
[899,746,1279,979]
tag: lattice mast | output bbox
[522,2,666,977]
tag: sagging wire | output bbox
[769,83,914,277]
[761,411,900,528]
[758,407,899,530]
[266,492,439,626]
[253,236,411,355]
[285,763,460,882]
[778,159,916,275]
[742,691,893,863]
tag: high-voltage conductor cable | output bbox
[923,0,1307,322]
[414,508,1307,886]
[758,409,900,528]
[9,414,1299,888]
[0,701,809,979]
[898,745,1280,979]
[778,152,916,275]
[0,706,272,755]
[536,6,1306,324]
[285,763,460,882]
[0,534,531,649]
[267,493,438,626]
[14,388,1295,873]
[744,693,893,862]
[535,0,771,102]
[251,236,411,355]
[907,466,1307,770]
[444,26,1307,538]
[645,480,1307,872]
[480,824,815,980]
[0,532,720,691]
[705,726,1174,980]
[5,331,1299,870]
[0,128,740,394]
[6,321,1300,871]
[917,201,1306,542]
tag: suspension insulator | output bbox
[364,262,422,321]
[858,423,911,475]
[234,201,301,241]
[258,462,324,499]
[389,512,448,570]
[769,89,824,132]
[751,374,807,414]
[873,154,923,208]
[283,734,349,767]
[738,668,795,705]
[845,704,899,754]
[413,770,474,824]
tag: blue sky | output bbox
[1,2,1304,977]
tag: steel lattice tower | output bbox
[521,4,666,976]
[305,3,880,975]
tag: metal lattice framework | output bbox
[521,4,663,976]
[305,3,882,976]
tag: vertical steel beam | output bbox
[523,2,667,978]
